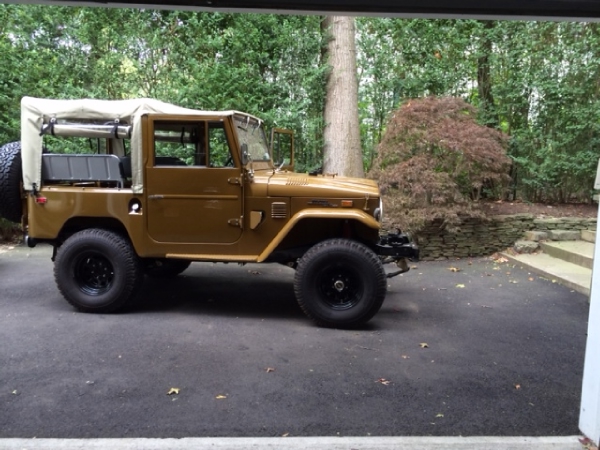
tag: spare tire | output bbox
[0,141,23,223]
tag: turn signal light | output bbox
[341,200,353,207]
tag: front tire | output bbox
[54,229,143,313]
[294,239,387,328]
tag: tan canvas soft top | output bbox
[21,97,250,193]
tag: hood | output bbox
[267,172,380,198]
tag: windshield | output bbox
[233,114,271,163]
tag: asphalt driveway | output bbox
[0,244,589,438]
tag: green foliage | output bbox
[491,22,600,202]
[0,5,326,171]
[0,217,19,241]
[357,18,600,203]
[0,7,598,203]
[370,97,511,233]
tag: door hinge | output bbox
[228,216,244,229]
[228,177,242,185]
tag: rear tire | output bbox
[294,238,387,328]
[54,229,143,313]
[0,142,23,223]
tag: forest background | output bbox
[0,6,599,226]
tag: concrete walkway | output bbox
[0,436,585,449]
[502,229,595,297]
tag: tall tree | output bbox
[322,16,364,178]
[476,20,499,128]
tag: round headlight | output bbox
[374,198,383,223]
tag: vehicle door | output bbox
[145,117,243,244]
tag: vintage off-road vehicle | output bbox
[0,97,418,327]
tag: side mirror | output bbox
[270,128,294,171]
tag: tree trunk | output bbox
[477,20,499,128]
[321,16,364,178]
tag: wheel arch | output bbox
[258,210,380,263]
[57,216,130,245]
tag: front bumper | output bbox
[375,230,419,278]
[375,230,419,261]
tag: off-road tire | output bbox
[0,142,23,223]
[54,229,143,313]
[143,258,192,277]
[294,238,387,328]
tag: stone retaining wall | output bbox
[415,215,597,260]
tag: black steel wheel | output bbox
[294,238,387,328]
[73,252,115,296]
[143,258,192,278]
[0,142,23,223]
[54,229,143,313]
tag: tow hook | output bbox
[386,257,409,279]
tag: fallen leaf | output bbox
[528,277,534,281]
[282,432,290,437]
[266,367,275,373]
[455,284,465,288]
[514,384,521,390]
[509,280,518,284]
[375,378,391,385]
[419,343,429,348]
[401,355,410,359]
[448,267,460,272]
[496,257,508,263]
[11,390,18,395]
[215,394,227,399]
[579,437,599,450]
[436,413,444,418]
[167,388,180,395]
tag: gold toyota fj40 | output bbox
[0,97,418,327]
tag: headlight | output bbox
[374,198,383,223]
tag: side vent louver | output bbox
[286,178,309,186]
[271,202,288,219]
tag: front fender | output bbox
[257,209,380,263]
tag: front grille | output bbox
[271,202,288,219]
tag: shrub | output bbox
[369,97,511,233]
[0,217,20,242]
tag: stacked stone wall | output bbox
[415,215,597,260]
